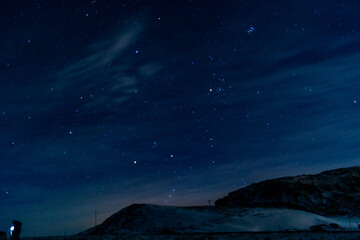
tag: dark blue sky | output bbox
[1,0,360,236]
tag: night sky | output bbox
[1,0,360,236]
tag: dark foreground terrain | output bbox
[22,232,360,240]
[216,166,360,216]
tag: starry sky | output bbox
[1,0,360,236]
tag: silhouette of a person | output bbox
[10,220,21,240]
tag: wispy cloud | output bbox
[60,27,140,80]
[52,23,162,109]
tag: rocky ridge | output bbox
[215,166,360,215]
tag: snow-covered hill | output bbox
[215,166,360,216]
[79,204,355,235]
[80,166,360,236]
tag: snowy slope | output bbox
[80,166,360,236]
[79,204,354,235]
[216,166,360,216]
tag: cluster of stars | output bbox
[247,26,255,34]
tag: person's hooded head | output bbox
[13,221,21,228]
[11,220,22,233]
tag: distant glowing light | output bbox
[247,26,255,34]
[133,161,137,164]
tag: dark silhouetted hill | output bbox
[79,166,360,236]
[215,166,360,216]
